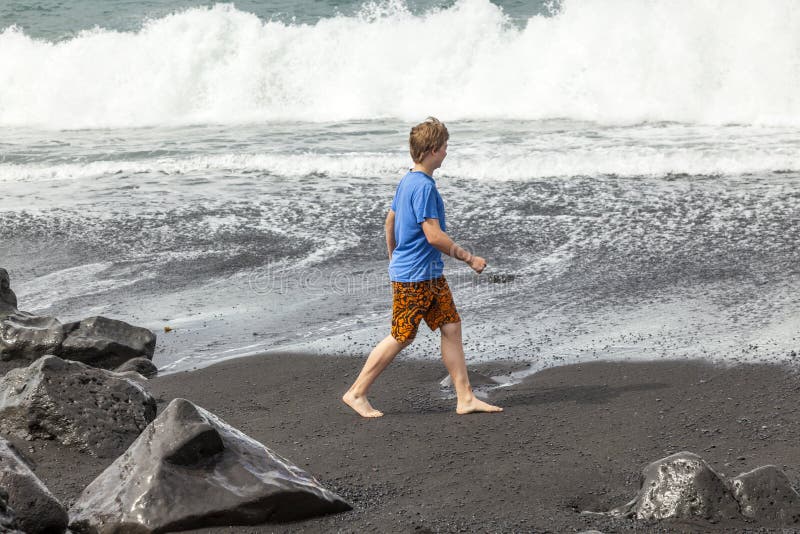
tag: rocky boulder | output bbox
[113,356,158,378]
[0,269,17,316]
[0,269,156,367]
[0,488,18,532]
[0,313,64,362]
[0,269,64,361]
[610,451,740,522]
[0,439,68,533]
[59,316,156,369]
[731,465,800,524]
[69,398,351,533]
[0,355,156,457]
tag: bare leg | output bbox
[440,321,503,415]
[343,334,409,417]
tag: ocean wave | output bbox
[1,0,799,129]
[2,148,798,183]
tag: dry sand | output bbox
[8,353,800,533]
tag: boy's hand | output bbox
[467,255,487,274]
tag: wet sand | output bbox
[11,352,800,533]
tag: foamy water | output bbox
[1,0,798,373]
[3,121,799,184]
[2,0,800,128]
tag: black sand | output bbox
[8,353,800,533]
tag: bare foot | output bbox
[456,396,503,415]
[342,391,384,418]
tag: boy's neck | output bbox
[412,164,435,178]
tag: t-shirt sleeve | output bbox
[411,183,441,224]
[391,191,397,212]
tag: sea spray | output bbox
[1,0,800,129]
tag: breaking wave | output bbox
[1,0,800,129]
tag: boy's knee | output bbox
[391,333,415,347]
[440,321,462,337]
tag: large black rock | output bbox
[69,398,351,533]
[0,355,156,458]
[0,438,68,533]
[0,269,64,362]
[610,451,740,522]
[0,488,18,532]
[59,316,156,370]
[0,269,156,368]
[731,465,800,524]
[0,269,17,316]
[113,356,158,378]
[0,313,64,362]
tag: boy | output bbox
[342,117,503,417]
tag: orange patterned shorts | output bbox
[391,276,460,344]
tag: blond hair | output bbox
[409,117,449,164]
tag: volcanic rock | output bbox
[0,269,64,362]
[0,488,18,532]
[0,270,156,367]
[0,438,68,533]
[0,313,64,362]
[0,269,17,316]
[0,355,156,457]
[114,356,158,378]
[59,316,156,369]
[69,398,351,533]
[731,465,800,524]
[610,451,740,521]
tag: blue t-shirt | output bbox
[388,171,446,282]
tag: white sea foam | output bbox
[14,262,141,311]
[1,0,799,129]
[1,145,798,184]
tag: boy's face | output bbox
[429,142,448,170]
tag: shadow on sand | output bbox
[495,381,669,408]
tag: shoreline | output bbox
[9,352,800,532]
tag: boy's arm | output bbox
[421,218,486,273]
[385,209,396,260]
